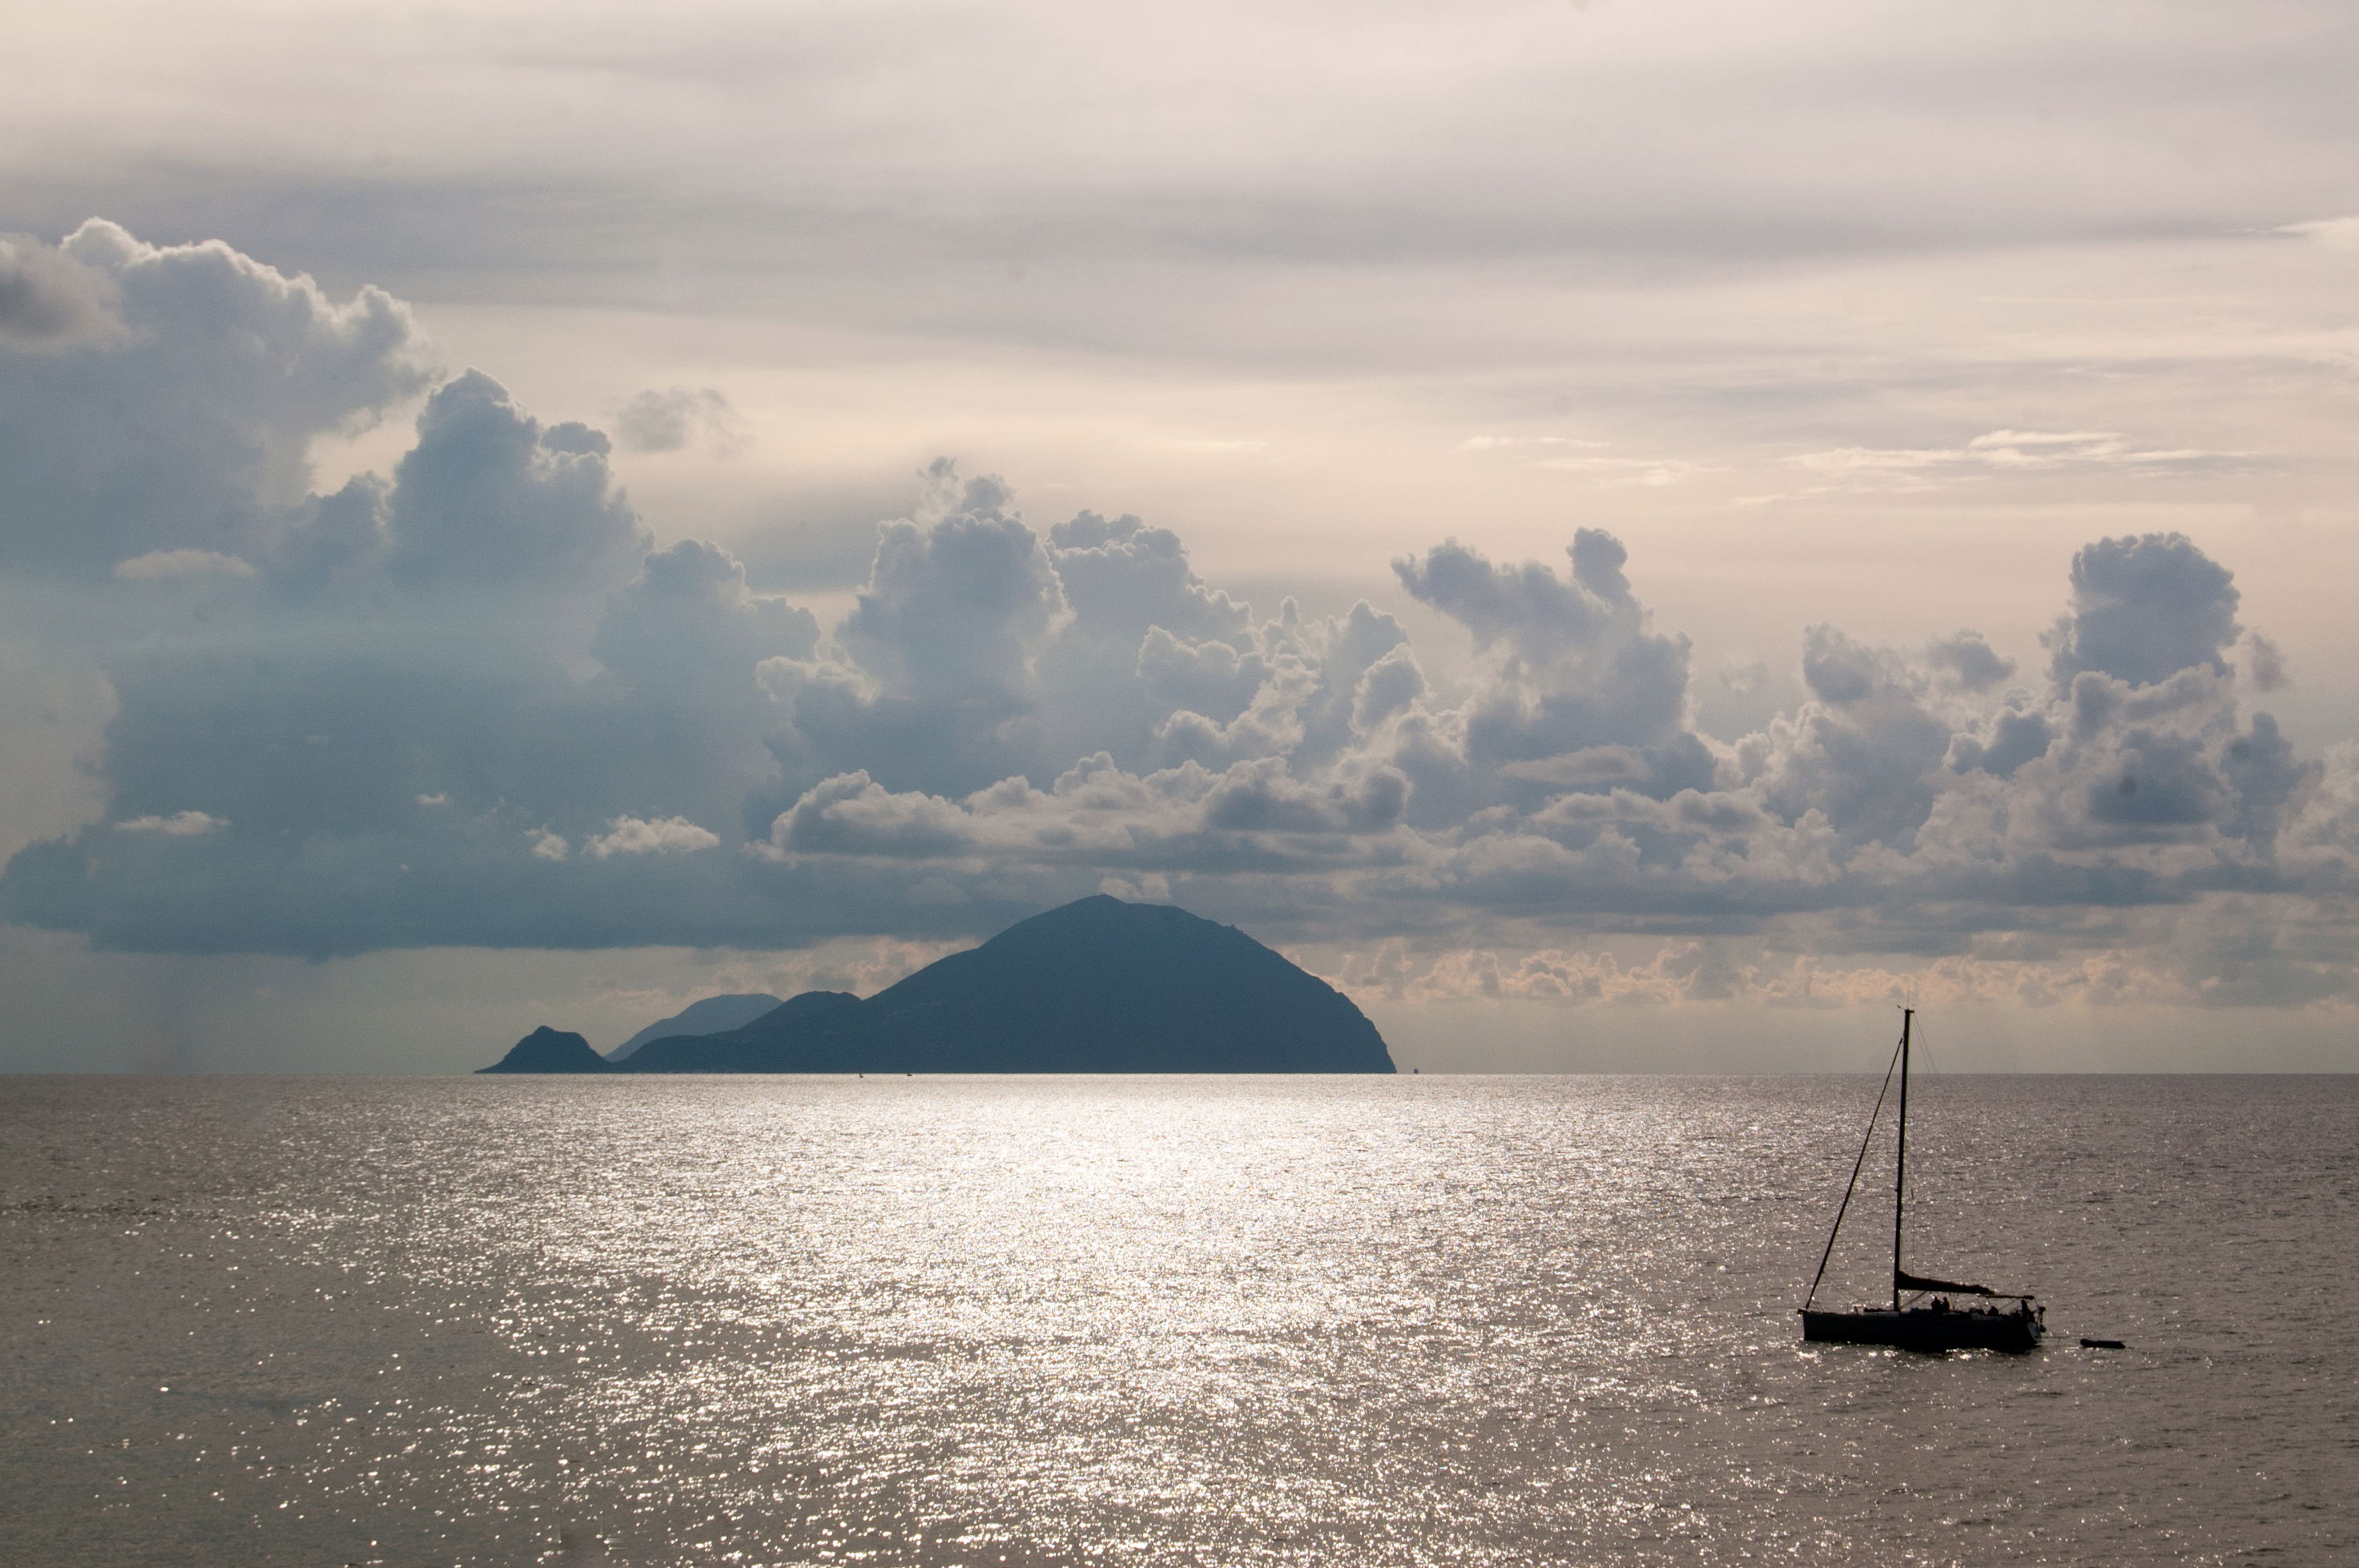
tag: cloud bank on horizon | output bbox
[1,223,2351,1013]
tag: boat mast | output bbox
[1891,1007,1911,1312]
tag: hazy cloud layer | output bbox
[15,4,2357,297]
[0,224,2353,1009]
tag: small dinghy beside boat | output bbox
[1799,1008,2044,1353]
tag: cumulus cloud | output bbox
[586,816,723,858]
[1387,530,1706,826]
[0,221,430,577]
[382,372,648,592]
[3,224,2356,1005]
[2045,531,2240,691]
[1926,631,2014,693]
[0,232,122,349]
[837,468,1068,699]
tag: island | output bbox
[477,1025,614,1074]
[477,894,1395,1074]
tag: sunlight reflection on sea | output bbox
[2,1074,2349,1565]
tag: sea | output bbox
[1,1074,2350,1566]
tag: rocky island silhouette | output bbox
[479,895,1395,1074]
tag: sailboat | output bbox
[1799,1007,2044,1353]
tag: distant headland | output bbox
[477,895,1395,1075]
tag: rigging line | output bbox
[1802,1031,1906,1311]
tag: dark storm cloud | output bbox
[2,224,2353,1002]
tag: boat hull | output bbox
[1801,1307,2043,1353]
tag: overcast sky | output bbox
[3,0,2357,1071]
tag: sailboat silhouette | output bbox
[1800,1008,2045,1353]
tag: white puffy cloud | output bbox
[586,816,723,858]
[1047,509,1251,645]
[3,223,2357,1004]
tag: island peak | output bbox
[477,1025,613,1074]
[486,896,1393,1075]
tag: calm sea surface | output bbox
[2,1074,2351,1566]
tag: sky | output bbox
[2,0,2357,1071]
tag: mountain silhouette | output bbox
[477,1025,614,1074]
[608,992,785,1062]
[496,895,1392,1074]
